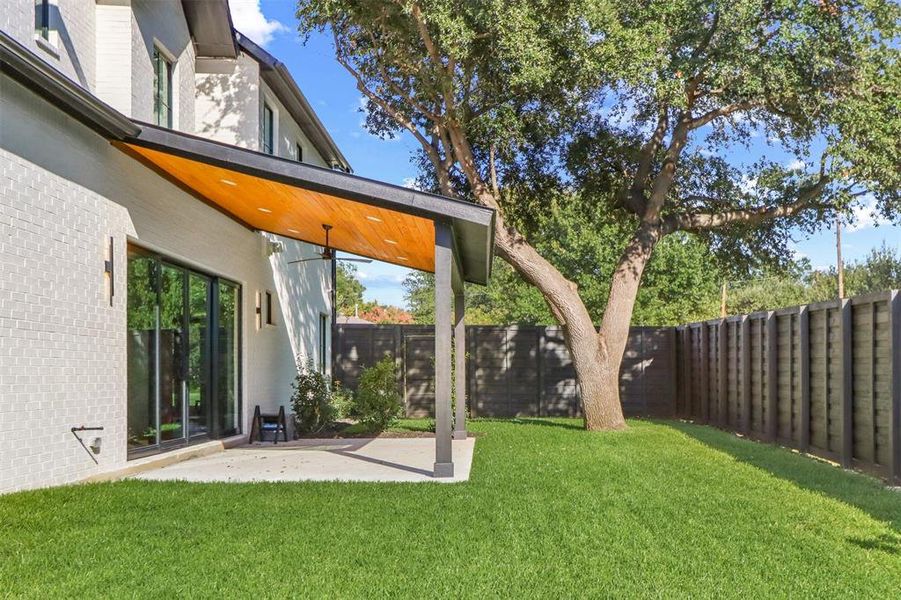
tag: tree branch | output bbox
[689,101,754,129]
[663,176,831,233]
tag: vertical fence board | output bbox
[840,299,853,468]
[766,312,778,440]
[718,319,728,427]
[740,316,751,433]
[799,306,811,452]
[890,291,901,485]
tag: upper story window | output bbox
[153,48,173,128]
[295,141,303,162]
[35,1,51,40]
[262,103,274,154]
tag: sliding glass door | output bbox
[126,246,241,456]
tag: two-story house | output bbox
[0,0,494,493]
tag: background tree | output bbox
[298,0,900,430]
[335,262,366,316]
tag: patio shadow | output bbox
[660,420,901,537]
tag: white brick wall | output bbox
[94,3,132,115]
[261,80,329,168]
[195,53,261,150]
[1,0,97,90]
[130,0,196,130]
[0,74,331,494]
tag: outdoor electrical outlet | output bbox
[89,437,102,454]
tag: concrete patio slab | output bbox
[130,437,476,483]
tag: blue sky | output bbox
[233,1,900,309]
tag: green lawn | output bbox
[2,419,899,598]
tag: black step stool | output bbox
[251,405,288,444]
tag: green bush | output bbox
[354,356,402,431]
[290,359,336,434]
[331,381,355,420]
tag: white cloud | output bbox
[229,0,287,47]
[785,159,805,171]
[846,195,888,232]
[738,175,758,195]
[401,177,421,190]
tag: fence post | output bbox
[700,324,709,423]
[394,326,404,412]
[718,319,728,427]
[680,326,691,418]
[840,298,853,468]
[799,306,811,452]
[537,327,546,417]
[766,311,778,441]
[740,316,751,434]
[888,290,900,485]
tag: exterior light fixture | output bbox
[396,256,409,261]
[287,228,299,234]
[366,215,382,222]
[103,236,114,307]
[384,239,398,245]
[257,207,272,213]
[220,178,237,186]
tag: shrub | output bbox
[331,381,355,420]
[354,356,402,431]
[290,359,335,434]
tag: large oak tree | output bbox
[297,0,900,429]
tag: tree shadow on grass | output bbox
[494,418,585,431]
[659,420,901,550]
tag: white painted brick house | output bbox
[0,0,348,493]
[0,1,494,492]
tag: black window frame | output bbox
[35,0,51,41]
[295,141,303,163]
[262,103,274,154]
[152,47,173,128]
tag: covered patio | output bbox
[131,437,476,484]
[115,124,495,478]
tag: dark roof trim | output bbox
[236,32,352,173]
[126,123,495,283]
[0,29,140,139]
[181,0,238,58]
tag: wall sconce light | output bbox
[103,236,114,307]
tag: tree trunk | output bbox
[491,214,660,430]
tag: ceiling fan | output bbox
[287,224,372,265]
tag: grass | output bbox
[1,419,899,598]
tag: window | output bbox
[319,314,328,373]
[35,0,51,40]
[295,141,303,162]
[265,290,274,326]
[126,246,242,456]
[153,48,172,128]
[262,103,274,154]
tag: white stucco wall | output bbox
[1,0,97,90]
[0,75,331,494]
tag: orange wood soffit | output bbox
[117,142,436,272]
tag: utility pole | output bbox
[836,213,845,298]
[720,281,728,318]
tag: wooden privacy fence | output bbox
[676,290,901,484]
[335,325,676,419]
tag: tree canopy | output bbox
[298,0,900,429]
